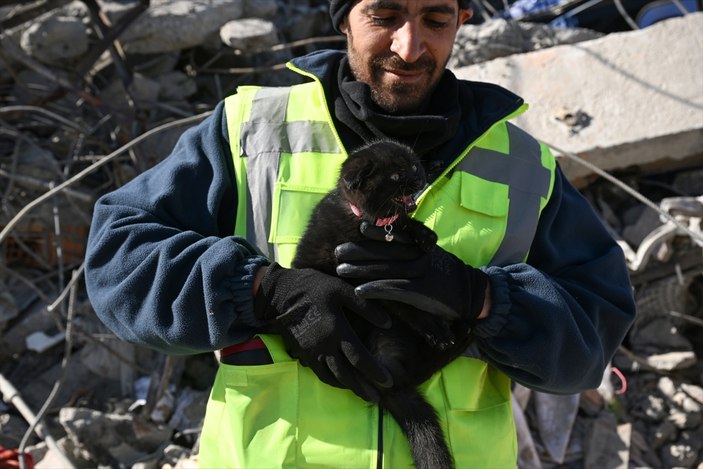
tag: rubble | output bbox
[454,12,703,184]
[1,1,702,468]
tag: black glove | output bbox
[254,262,393,402]
[335,221,432,280]
[335,223,488,324]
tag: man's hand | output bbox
[335,222,432,279]
[254,263,392,402]
[335,223,489,325]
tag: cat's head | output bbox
[339,140,427,221]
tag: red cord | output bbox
[612,366,627,395]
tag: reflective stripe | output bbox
[242,121,342,155]
[245,152,279,260]
[237,87,343,260]
[240,88,289,259]
[457,123,551,265]
[240,87,341,156]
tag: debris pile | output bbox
[1,1,701,468]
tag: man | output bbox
[85,0,636,467]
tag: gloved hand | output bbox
[254,262,393,402]
[335,221,432,280]
[335,223,488,324]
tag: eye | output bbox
[411,165,418,172]
[390,173,400,181]
[371,15,396,26]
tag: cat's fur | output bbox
[292,140,473,469]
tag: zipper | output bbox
[376,403,384,469]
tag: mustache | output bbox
[373,54,436,72]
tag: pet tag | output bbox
[384,224,394,242]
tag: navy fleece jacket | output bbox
[85,51,635,394]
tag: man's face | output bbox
[341,0,472,114]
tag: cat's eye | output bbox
[390,173,399,181]
[411,165,418,172]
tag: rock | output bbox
[243,0,278,18]
[25,330,65,353]
[646,351,697,371]
[277,4,332,41]
[651,419,678,448]
[160,444,193,468]
[680,427,703,452]
[450,19,602,68]
[661,442,699,468]
[99,72,161,112]
[19,16,88,64]
[668,410,702,430]
[157,71,198,101]
[631,426,663,468]
[117,0,246,54]
[584,413,630,469]
[631,318,692,355]
[220,18,279,52]
[644,395,669,421]
[0,300,56,358]
[59,408,171,466]
[658,376,677,399]
[673,391,703,414]
[452,13,703,183]
[168,388,209,434]
[681,383,703,406]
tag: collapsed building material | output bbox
[453,13,703,183]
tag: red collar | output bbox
[349,203,399,226]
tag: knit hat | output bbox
[330,0,473,32]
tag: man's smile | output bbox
[383,68,425,83]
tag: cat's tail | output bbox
[381,388,454,469]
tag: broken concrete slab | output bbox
[452,13,703,183]
[220,18,279,52]
[117,0,246,54]
[450,18,603,67]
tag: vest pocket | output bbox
[432,357,517,468]
[416,172,509,267]
[269,181,330,267]
[200,359,300,468]
[200,335,379,468]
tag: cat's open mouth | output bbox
[396,194,417,212]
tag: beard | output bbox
[346,35,447,114]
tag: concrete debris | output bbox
[25,330,65,353]
[454,13,703,185]
[220,18,280,52]
[0,1,702,468]
[19,15,89,64]
[533,392,580,463]
[450,18,603,67]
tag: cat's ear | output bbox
[343,160,374,190]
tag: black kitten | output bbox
[292,140,472,469]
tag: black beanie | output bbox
[329,0,473,32]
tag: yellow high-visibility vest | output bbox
[199,67,556,468]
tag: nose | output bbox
[390,20,426,63]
